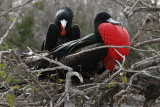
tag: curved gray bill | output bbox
[61,19,67,29]
[107,18,123,28]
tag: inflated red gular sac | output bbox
[98,23,130,70]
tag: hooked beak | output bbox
[107,18,123,28]
[60,20,67,29]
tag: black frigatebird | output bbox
[41,7,81,51]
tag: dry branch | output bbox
[134,38,160,48]
[0,0,33,17]
[131,14,152,46]
[133,7,160,12]
[128,71,160,107]
[0,0,33,46]
[132,57,160,70]
[0,7,21,46]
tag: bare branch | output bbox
[131,14,152,46]
[0,0,33,46]
[134,38,160,47]
[34,53,73,71]
[0,0,33,17]
[31,66,70,73]
[67,45,156,59]
[124,0,139,17]
[0,7,21,46]
[132,57,160,70]
[104,50,126,83]
[111,0,125,7]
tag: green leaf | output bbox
[50,74,56,77]
[6,94,16,107]
[106,84,114,88]
[122,75,127,84]
[5,77,11,83]
[58,79,64,83]
[37,72,41,75]
[112,80,118,85]
[0,71,6,79]
[31,88,34,92]
[11,85,20,90]
[93,95,97,101]
[0,63,4,68]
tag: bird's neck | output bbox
[94,28,103,43]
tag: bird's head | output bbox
[55,7,73,36]
[94,12,123,34]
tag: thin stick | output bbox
[134,38,160,48]
[67,45,156,58]
[131,14,152,46]
[0,0,33,17]
[0,7,21,46]
[0,0,33,46]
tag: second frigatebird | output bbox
[41,7,81,51]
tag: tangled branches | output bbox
[1,0,160,107]
[0,46,160,107]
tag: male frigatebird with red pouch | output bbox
[41,7,81,51]
[31,12,130,81]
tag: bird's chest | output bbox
[56,27,72,45]
[58,25,72,35]
[98,23,130,70]
[57,36,71,46]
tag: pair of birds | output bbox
[36,7,130,81]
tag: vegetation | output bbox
[1,0,160,107]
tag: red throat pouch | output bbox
[98,23,130,70]
[60,24,66,36]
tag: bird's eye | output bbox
[101,15,106,20]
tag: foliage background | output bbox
[1,0,153,50]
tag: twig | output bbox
[27,46,34,55]
[133,7,160,12]
[139,1,155,8]
[55,72,84,106]
[132,57,160,70]
[15,101,42,106]
[143,65,160,71]
[115,90,130,107]
[31,66,70,73]
[66,45,155,58]
[131,14,152,46]
[34,53,73,71]
[124,0,130,7]
[54,92,66,107]
[111,0,126,8]
[0,6,22,46]
[134,38,160,47]
[10,50,53,101]
[10,49,23,63]
[0,0,33,46]
[104,49,126,83]
[125,0,139,17]
[0,0,33,17]
[65,72,83,101]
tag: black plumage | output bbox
[31,12,122,81]
[41,7,81,51]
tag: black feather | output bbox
[41,7,80,51]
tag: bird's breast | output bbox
[98,23,130,70]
